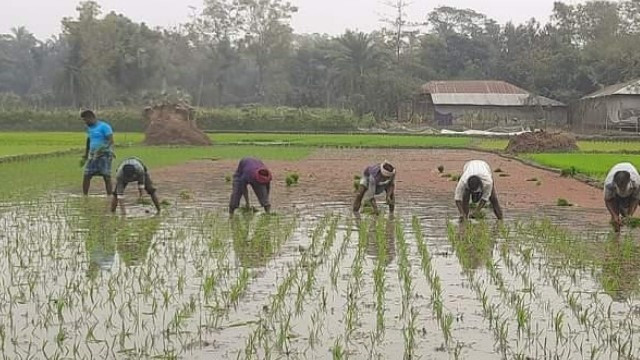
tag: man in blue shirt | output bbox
[81,110,114,195]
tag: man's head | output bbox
[380,161,395,179]
[122,164,137,182]
[614,170,631,191]
[467,175,483,203]
[81,110,97,126]
[255,168,272,184]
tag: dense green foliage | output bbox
[0,107,370,132]
[2,1,640,121]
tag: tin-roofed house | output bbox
[414,80,567,130]
[569,79,640,133]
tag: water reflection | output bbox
[450,221,497,272]
[231,213,290,268]
[68,198,160,278]
[600,233,640,302]
[364,214,396,265]
[115,217,160,267]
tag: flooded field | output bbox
[1,189,639,360]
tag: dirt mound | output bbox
[143,103,211,146]
[506,131,578,153]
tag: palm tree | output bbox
[330,31,383,96]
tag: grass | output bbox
[524,153,640,180]
[0,145,311,201]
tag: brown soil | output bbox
[506,131,578,153]
[150,148,606,222]
[143,104,211,146]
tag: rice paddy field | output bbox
[3,132,640,359]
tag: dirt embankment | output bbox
[506,131,578,153]
[143,103,211,146]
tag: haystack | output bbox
[143,103,211,146]
[506,131,578,153]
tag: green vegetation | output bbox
[0,145,311,201]
[0,108,372,132]
[556,198,573,207]
[524,153,640,180]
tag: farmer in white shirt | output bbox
[454,160,503,221]
[604,162,640,232]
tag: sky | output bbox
[2,0,585,40]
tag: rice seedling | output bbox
[437,165,445,173]
[556,198,572,207]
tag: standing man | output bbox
[455,160,503,221]
[111,157,161,214]
[81,110,114,195]
[229,157,272,215]
[353,161,396,215]
[604,162,640,232]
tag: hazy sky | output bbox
[3,0,584,40]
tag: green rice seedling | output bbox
[450,174,460,182]
[441,173,452,178]
[225,174,232,183]
[622,217,640,228]
[437,165,445,173]
[536,181,542,186]
[331,337,345,360]
[556,198,572,207]
[560,166,577,178]
[526,177,538,182]
[498,173,510,177]
[494,168,503,173]
[179,190,192,200]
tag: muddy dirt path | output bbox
[150,148,607,223]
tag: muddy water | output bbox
[0,190,639,360]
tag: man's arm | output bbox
[456,189,471,221]
[150,192,161,213]
[488,187,504,220]
[386,183,395,213]
[106,134,114,147]
[353,185,366,213]
[605,198,622,231]
[83,138,90,160]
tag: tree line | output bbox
[1,0,640,121]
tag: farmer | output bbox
[604,162,640,232]
[229,157,272,215]
[111,157,161,214]
[455,160,504,221]
[80,110,114,195]
[353,161,396,215]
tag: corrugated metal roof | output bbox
[431,93,565,107]
[422,80,528,94]
[582,78,640,99]
[421,80,565,107]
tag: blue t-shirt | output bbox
[86,120,113,152]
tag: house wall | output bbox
[423,104,567,130]
[570,95,640,133]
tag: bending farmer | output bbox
[81,110,114,195]
[353,161,396,215]
[604,162,640,232]
[229,157,272,215]
[455,160,503,221]
[111,157,161,214]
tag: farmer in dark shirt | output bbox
[353,161,396,215]
[81,110,114,195]
[229,157,272,215]
[110,157,161,214]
